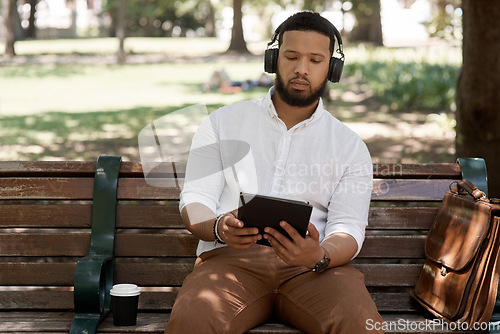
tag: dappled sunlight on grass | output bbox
[0,58,270,161]
[324,77,456,164]
[0,105,219,161]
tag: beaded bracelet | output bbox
[213,214,226,245]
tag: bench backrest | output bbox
[0,161,462,312]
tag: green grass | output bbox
[0,61,266,115]
[1,37,265,56]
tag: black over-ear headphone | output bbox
[264,22,345,83]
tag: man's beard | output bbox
[275,70,328,107]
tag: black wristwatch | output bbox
[313,254,331,273]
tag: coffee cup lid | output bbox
[110,284,141,297]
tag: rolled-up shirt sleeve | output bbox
[325,140,373,258]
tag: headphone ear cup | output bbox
[328,57,344,83]
[264,48,279,74]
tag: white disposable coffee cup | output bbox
[110,284,141,326]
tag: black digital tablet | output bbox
[237,193,313,246]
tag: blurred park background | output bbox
[0,0,498,192]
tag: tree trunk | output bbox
[205,0,216,37]
[456,0,500,197]
[27,0,37,39]
[349,0,383,46]
[3,0,17,57]
[116,0,127,64]
[226,0,249,54]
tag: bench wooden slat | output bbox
[0,287,419,313]
[0,178,93,200]
[115,232,199,257]
[0,286,74,309]
[117,205,183,228]
[373,163,461,179]
[0,259,193,286]
[117,178,180,200]
[371,179,453,201]
[356,263,422,287]
[0,161,96,176]
[0,204,183,229]
[0,230,198,257]
[0,261,421,290]
[0,260,421,288]
[0,161,462,179]
[0,178,181,200]
[0,231,425,258]
[358,235,426,258]
[367,207,438,230]
[0,231,89,256]
[2,204,436,231]
[2,204,434,230]
[0,311,76,333]
[371,292,418,312]
[0,161,147,177]
[1,204,93,228]
[0,287,179,311]
[114,259,195,286]
[1,177,454,201]
[0,261,75,285]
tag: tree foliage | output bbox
[105,0,209,37]
[426,0,462,44]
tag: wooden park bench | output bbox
[0,156,493,333]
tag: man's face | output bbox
[275,30,330,107]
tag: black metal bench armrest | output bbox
[70,155,122,334]
[457,157,488,197]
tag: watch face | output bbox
[314,257,330,273]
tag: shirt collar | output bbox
[265,86,324,127]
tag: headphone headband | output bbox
[267,21,344,60]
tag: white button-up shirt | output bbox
[180,87,373,257]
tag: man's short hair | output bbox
[278,11,337,55]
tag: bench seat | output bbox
[1,159,487,333]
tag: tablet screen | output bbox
[238,193,313,246]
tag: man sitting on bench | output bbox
[166,11,383,334]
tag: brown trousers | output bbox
[165,245,384,334]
